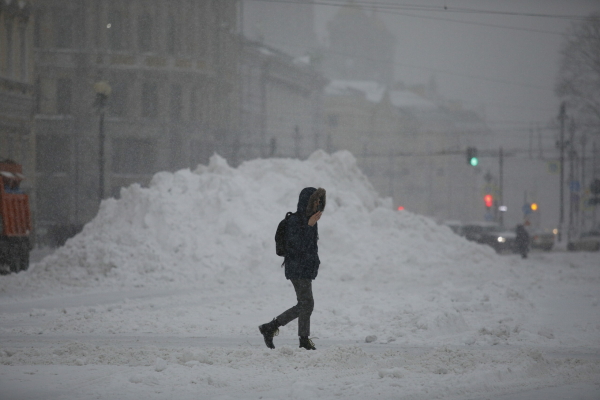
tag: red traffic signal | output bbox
[484,194,493,208]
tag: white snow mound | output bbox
[18,150,493,289]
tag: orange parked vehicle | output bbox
[0,160,32,274]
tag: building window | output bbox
[6,21,14,77]
[190,86,203,121]
[170,84,182,121]
[141,82,158,118]
[167,13,176,55]
[112,137,156,174]
[197,7,207,58]
[34,11,42,48]
[182,1,194,54]
[108,8,125,50]
[190,88,197,121]
[138,13,152,52]
[36,135,71,173]
[54,8,73,49]
[109,79,128,117]
[34,78,42,114]
[56,78,72,115]
[19,25,27,81]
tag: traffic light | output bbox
[484,194,493,208]
[466,147,478,166]
[523,203,538,214]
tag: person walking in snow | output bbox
[259,187,326,350]
[515,224,530,259]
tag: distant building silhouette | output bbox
[31,0,240,240]
[239,39,327,160]
[0,0,36,215]
[322,3,395,86]
[242,0,317,58]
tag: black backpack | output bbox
[275,212,294,257]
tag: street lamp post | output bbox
[93,81,111,202]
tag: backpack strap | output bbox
[280,212,295,267]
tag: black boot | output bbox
[258,318,280,349]
[299,336,316,350]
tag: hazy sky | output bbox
[313,0,600,148]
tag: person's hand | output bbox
[308,211,322,226]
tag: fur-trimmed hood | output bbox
[306,187,326,217]
[296,187,326,217]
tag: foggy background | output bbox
[243,0,600,234]
[248,0,599,147]
[2,0,600,247]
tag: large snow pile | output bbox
[1,150,565,347]
[6,150,496,290]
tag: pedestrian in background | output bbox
[515,224,530,259]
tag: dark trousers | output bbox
[276,279,314,337]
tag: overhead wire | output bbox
[244,0,592,21]
[374,10,565,36]
[245,0,600,38]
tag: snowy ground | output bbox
[1,151,599,399]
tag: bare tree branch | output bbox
[556,13,600,132]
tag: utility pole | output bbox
[529,127,533,159]
[594,141,598,228]
[294,125,301,159]
[537,124,543,160]
[557,102,567,242]
[387,150,394,198]
[99,110,105,200]
[93,81,111,203]
[568,118,576,244]
[580,134,587,232]
[499,147,504,227]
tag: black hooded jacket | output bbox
[284,187,321,280]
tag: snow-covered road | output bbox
[1,152,599,399]
[1,251,599,400]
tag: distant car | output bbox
[462,222,501,242]
[530,231,555,251]
[481,228,517,253]
[462,222,516,253]
[568,229,600,252]
[442,220,464,236]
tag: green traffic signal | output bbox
[466,147,478,166]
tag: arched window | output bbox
[108,8,125,50]
[138,13,152,52]
[6,21,14,77]
[53,7,73,48]
[19,24,27,81]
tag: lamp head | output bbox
[93,81,112,96]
